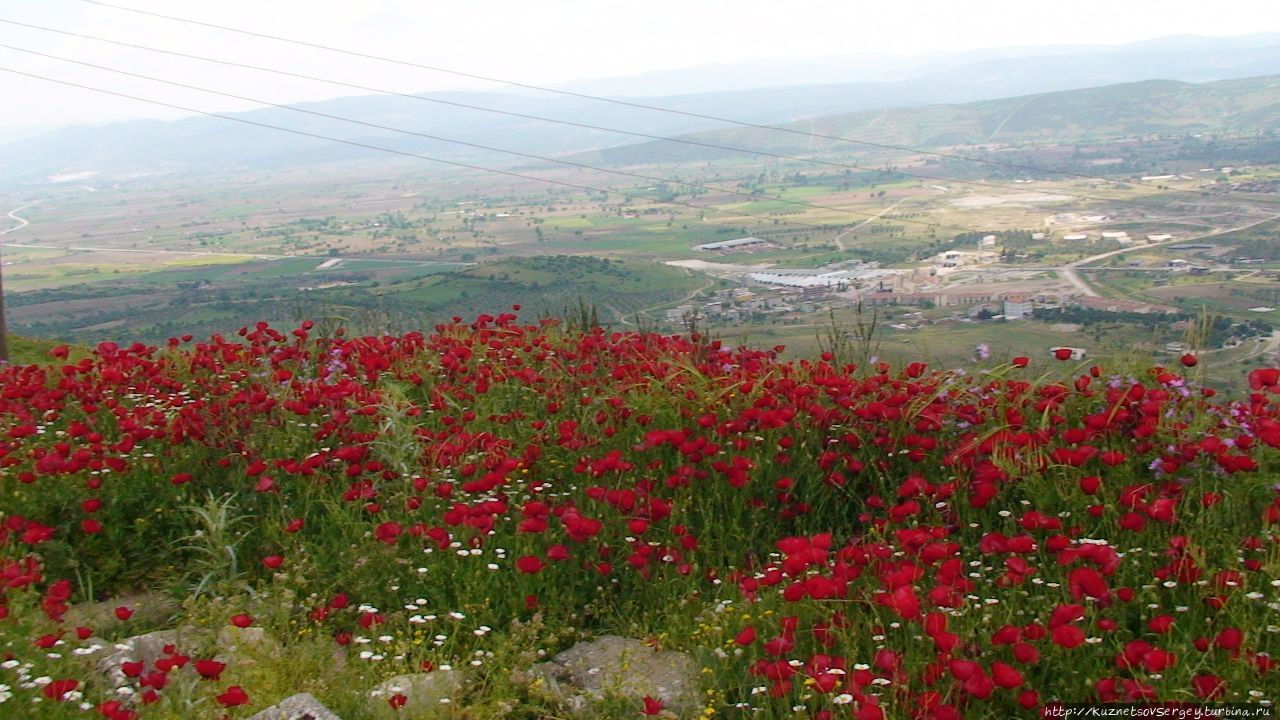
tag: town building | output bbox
[1050,347,1088,360]
[1003,300,1034,319]
[692,237,768,252]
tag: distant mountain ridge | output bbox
[580,75,1280,167]
[4,33,1280,183]
[555,33,1280,96]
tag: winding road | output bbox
[833,198,909,251]
[617,275,716,327]
[1,202,34,236]
[1048,212,1280,297]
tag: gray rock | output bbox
[532,635,698,716]
[368,670,461,715]
[247,692,342,720]
[216,626,281,663]
[96,630,179,687]
[65,592,181,637]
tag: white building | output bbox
[1050,346,1088,360]
[933,250,998,270]
[747,272,847,288]
[665,305,694,323]
[1004,301,1034,319]
[693,237,767,251]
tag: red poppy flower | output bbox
[1249,367,1280,391]
[991,662,1023,689]
[216,685,250,707]
[374,522,402,544]
[994,639,1026,662]
[34,632,63,648]
[41,679,80,701]
[155,653,188,672]
[763,635,795,656]
[140,671,168,691]
[114,606,133,621]
[515,555,545,574]
[949,659,980,680]
[230,613,253,628]
[1068,566,1110,602]
[1048,604,1085,628]
[1191,674,1225,699]
[1214,627,1243,652]
[642,696,665,715]
[194,659,226,680]
[1050,624,1085,649]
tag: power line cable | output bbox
[70,0,1177,184]
[0,65,853,233]
[58,4,1180,189]
[0,42,973,235]
[0,17,1149,209]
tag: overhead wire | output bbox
[0,42,978,235]
[0,16,1181,210]
[69,0,1186,188]
[0,65,859,233]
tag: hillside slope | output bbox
[582,75,1280,166]
[7,34,1280,183]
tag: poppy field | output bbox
[0,311,1278,718]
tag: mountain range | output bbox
[4,33,1280,184]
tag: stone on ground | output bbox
[531,635,698,716]
[65,592,181,637]
[368,670,461,715]
[96,629,181,687]
[216,625,281,663]
[247,692,342,720]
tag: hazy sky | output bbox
[1,0,1278,133]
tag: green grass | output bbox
[3,334,84,365]
[712,312,1173,370]
[2,317,1278,718]
[370,255,706,321]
